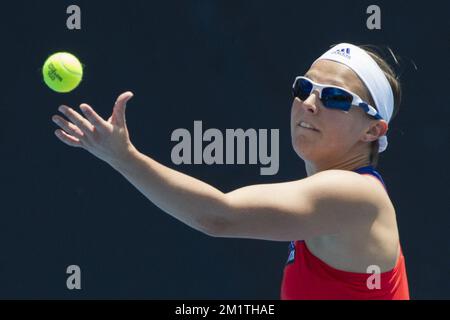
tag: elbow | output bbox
[200,194,235,237]
[200,214,232,238]
[202,227,220,238]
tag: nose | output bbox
[297,90,320,114]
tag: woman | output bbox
[51,43,409,299]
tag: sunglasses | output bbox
[292,76,383,120]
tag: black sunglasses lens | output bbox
[321,87,353,110]
[293,78,313,100]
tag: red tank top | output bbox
[280,166,410,300]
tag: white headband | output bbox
[313,43,394,153]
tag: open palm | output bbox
[52,91,136,165]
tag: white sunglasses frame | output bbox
[293,76,383,120]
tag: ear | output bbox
[363,120,388,142]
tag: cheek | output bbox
[290,102,299,130]
[321,119,355,147]
[290,100,299,117]
[332,125,366,153]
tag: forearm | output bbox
[108,146,230,235]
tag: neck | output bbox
[305,153,371,177]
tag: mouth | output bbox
[297,121,319,132]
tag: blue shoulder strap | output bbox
[353,165,387,190]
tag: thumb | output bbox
[112,91,134,127]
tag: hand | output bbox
[52,91,137,166]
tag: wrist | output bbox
[108,143,140,171]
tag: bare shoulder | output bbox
[305,169,399,272]
[306,169,391,210]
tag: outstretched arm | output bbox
[52,92,230,235]
[52,92,379,240]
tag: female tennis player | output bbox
[51,43,409,300]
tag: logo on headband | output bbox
[331,47,351,59]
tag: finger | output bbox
[112,91,134,127]
[58,105,94,134]
[52,115,85,139]
[54,129,83,148]
[79,104,108,131]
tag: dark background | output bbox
[0,0,448,299]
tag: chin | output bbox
[292,140,313,161]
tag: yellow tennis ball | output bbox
[42,52,83,93]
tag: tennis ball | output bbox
[42,52,83,93]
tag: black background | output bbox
[0,0,449,299]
